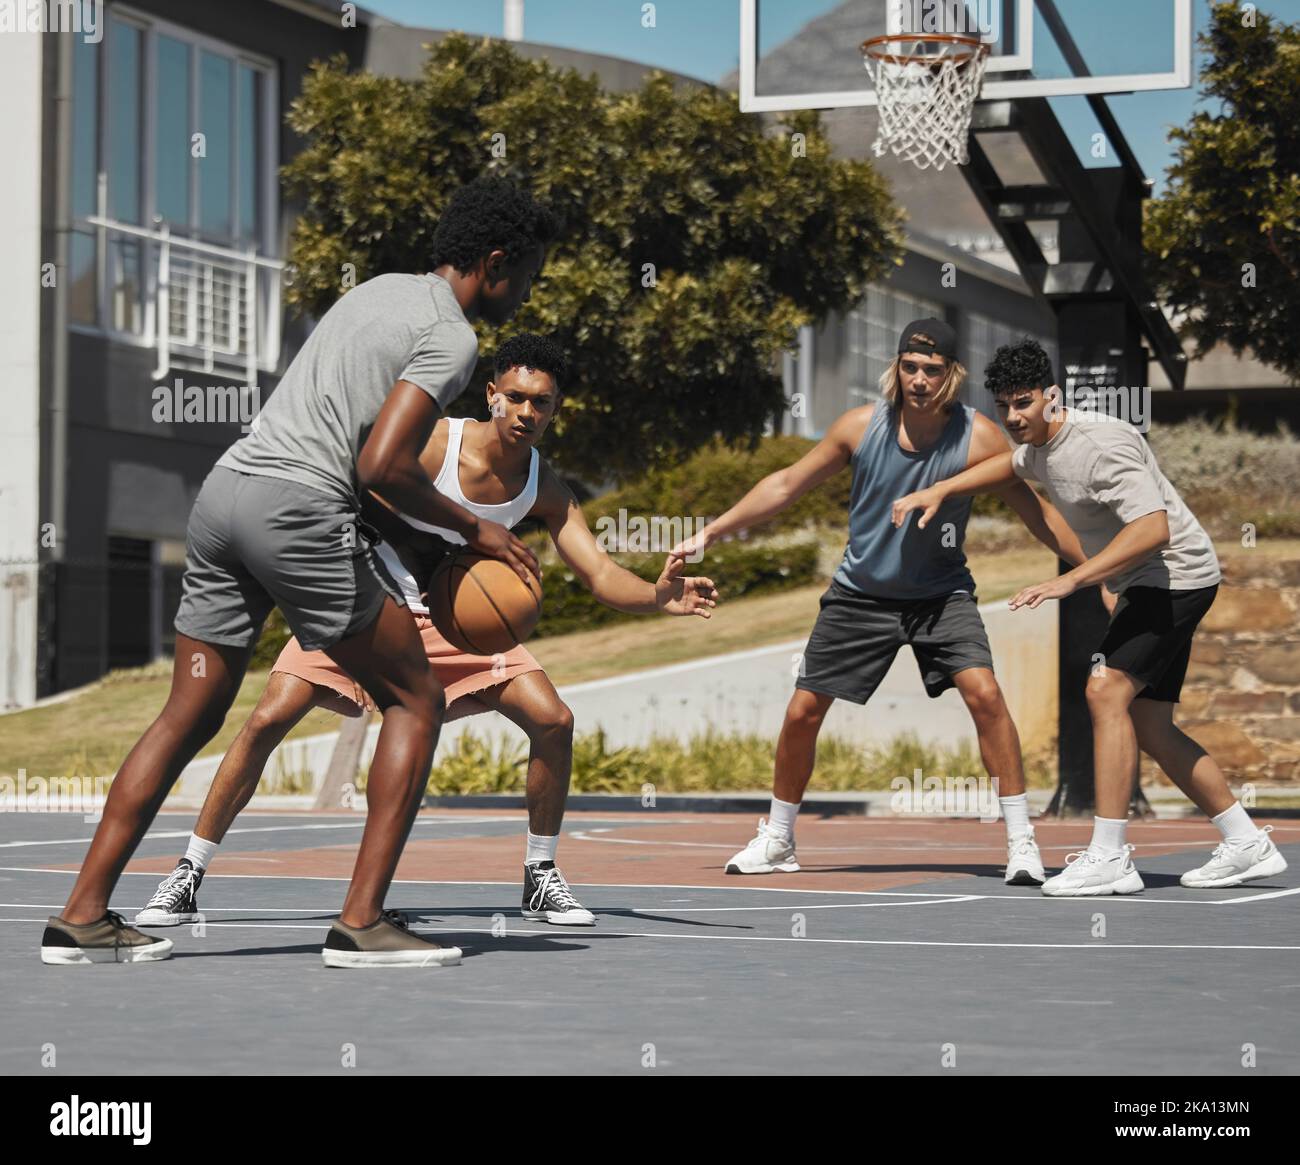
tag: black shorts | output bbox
[1098,584,1218,703]
[796,580,995,704]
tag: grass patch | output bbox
[387,728,1056,796]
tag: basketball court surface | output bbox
[3,808,1296,1075]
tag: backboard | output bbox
[739,0,1193,112]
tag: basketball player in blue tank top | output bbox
[670,320,1089,884]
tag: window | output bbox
[106,15,145,334]
[154,35,191,226]
[69,33,99,326]
[199,50,234,238]
[69,8,278,359]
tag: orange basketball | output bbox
[428,552,543,655]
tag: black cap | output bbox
[897,318,958,361]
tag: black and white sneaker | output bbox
[522,862,595,926]
[135,859,204,927]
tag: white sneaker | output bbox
[1180,827,1289,889]
[1041,845,1144,897]
[1005,826,1045,886]
[725,818,800,875]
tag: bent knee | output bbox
[960,675,1007,723]
[785,695,829,732]
[1085,672,1132,712]
[537,701,575,739]
[245,701,295,742]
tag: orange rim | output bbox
[861,32,989,67]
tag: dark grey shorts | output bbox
[796,580,994,703]
[174,467,403,653]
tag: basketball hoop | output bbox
[861,33,990,172]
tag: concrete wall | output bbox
[0,29,44,708]
[1153,556,1300,787]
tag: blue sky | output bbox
[361,1,1300,190]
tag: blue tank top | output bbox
[833,402,977,600]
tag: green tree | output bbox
[281,34,903,479]
[1145,2,1300,381]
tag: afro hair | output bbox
[430,176,559,273]
[984,338,1056,395]
[493,332,568,392]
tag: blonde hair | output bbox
[879,338,968,409]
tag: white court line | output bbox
[0,898,977,914]
[631,896,982,912]
[0,817,522,849]
[1215,885,1300,905]
[568,830,1226,856]
[0,868,960,894]
[0,915,1294,951]
[0,873,1276,909]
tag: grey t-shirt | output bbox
[1012,411,1221,593]
[218,273,479,502]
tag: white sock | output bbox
[1212,801,1258,843]
[999,793,1030,841]
[768,796,800,841]
[184,833,219,871]
[1089,816,1128,855]
[525,831,558,865]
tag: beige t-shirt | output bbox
[1012,412,1221,593]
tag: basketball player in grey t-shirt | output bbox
[894,339,1286,897]
[43,179,559,968]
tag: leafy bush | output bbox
[1148,417,1299,497]
[416,727,1052,795]
[581,435,852,536]
[1147,417,1300,535]
[251,608,291,671]
[532,532,821,638]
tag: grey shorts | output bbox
[174,467,403,653]
[796,580,995,703]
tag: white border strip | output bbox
[738,0,1193,112]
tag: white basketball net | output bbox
[863,36,990,172]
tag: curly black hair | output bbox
[493,332,568,391]
[430,177,559,273]
[984,338,1055,395]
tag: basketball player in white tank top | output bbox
[136,336,719,929]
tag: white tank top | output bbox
[375,418,540,616]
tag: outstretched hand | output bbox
[1009,574,1078,611]
[667,528,712,566]
[656,555,719,618]
[891,487,944,530]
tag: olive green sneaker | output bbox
[322,909,462,968]
[41,910,174,965]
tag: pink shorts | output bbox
[271,614,544,719]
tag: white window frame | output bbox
[72,5,280,365]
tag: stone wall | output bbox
[1146,555,1300,787]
